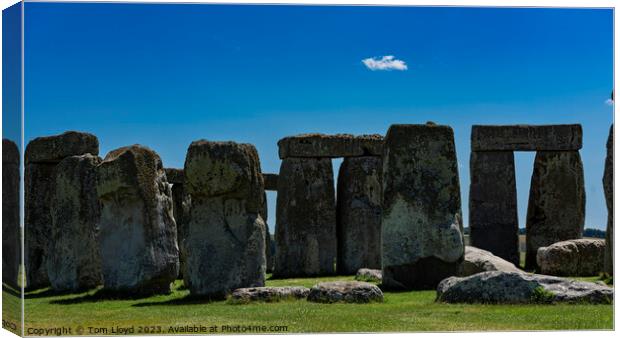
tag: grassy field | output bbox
[1,274,613,335]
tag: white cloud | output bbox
[362,55,408,71]
[606,98,614,106]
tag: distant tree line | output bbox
[463,227,605,239]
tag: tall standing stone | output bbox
[604,125,613,275]
[469,151,519,265]
[337,156,382,274]
[47,154,103,291]
[382,124,464,290]
[165,168,189,278]
[96,145,179,295]
[274,157,337,277]
[184,141,266,298]
[3,139,20,289]
[525,151,585,270]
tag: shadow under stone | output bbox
[50,288,172,305]
[131,294,221,307]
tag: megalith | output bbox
[604,125,613,275]
[47,154,103,291]
[469,151,519,265]
[336,156,382,274]
[25,131,99,290]
[165,168,189,278]
[184,141,266,298]
[274,157,337,277]
[382,124,464,290]
[525,150,585,270]
[3,139,20,289]
[96,145,179,295]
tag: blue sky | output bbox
[20,3,613,231]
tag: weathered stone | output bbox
[230,286,309,303]
[47,154,103,291]
[525,151,585,270]
[471,124,582,151]
[469,151,519,265]
[96,145,179,295]
[355,268,382,282]
[263,173,278,191]
[307,281,383,303]
[437,271,612,304]
[164,168,184,184]
[274,157,337,278]
[260,191,275,273]
[165,168,188,278]
[382,124,464,290]
[278,134,383,159]
[337,156,382,274]
[459,246,521,277]
[604,125,613,275]
[25,131,99,163]
[2,139,20,289]
[184,141,265,298]
[537,239,605,277]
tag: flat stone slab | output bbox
[459,246,522,277]
[437,271,613,304]
[537,239,605,277]
[262,173,278,191]
[307,281,384,303]
[277,133,383,159]
[355,268,382,282]
[25,131,99,163]
[164,168,184,184]
[230,286,310,303]
[471,125,582,151]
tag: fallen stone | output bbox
[307,281,383,303]
[96,145,179,295]
[437,271,613,304]
[25,131,99,163]
[604,125,613,275]
[382,124,464,290]
[471,124,582,151]
[263,173,278,191]
[278,134,383,159]
[355,268,382,282]
[230,286,310,303]
[537,239,605,277]
[459,246,521,277]
[2,139,20,289]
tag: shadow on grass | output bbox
[131,294,220,307]
[50,288,171,305]
[2,284,21,298]
[25,287,92,299]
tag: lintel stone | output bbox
[471,125,582,151]
[277,134,383,159]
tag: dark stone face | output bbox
[277,133,383,159]
[262,173,279,191]
[25,131,99,164]
[2,139,20,289]
[383,257,463,291]
[604,125,613,274]
[471,124,582,151]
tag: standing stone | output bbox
[469,151,519,265]
[274,157,337,277]
[260,192,275,273]
[525,151,585,270]
[96,145,179,295]
[184,141,266,298]
[165,168,188,278]
[382,124,464,290]
[2,139,20,289]
[337,156,382,274]
[604,125,613,275]
[47,154,102,291]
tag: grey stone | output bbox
[437,271,613,304]
[25,131,99,164]
[525,151,585,270]
[2,139,20,289]
[278,134,383,159]
[604,125,613,275]
[259,191,275,273]
[307,281,383,303]
[537,239,605,277]
[459,246,521,277]
[471,124,582,151]
[469,151,519,265]
[165,168,188,278]
[164,168,184,184]
[274,157,337,278]
[263,173,278,191]
[47,154,103,291]
[184,141,265,298]
[96,145,179,295]
[337,156,382,274]
[230,286,309,303]
[355,268,382,282]
[382,124,464,290]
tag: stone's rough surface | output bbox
[471,124,583,151]
[47,154,103,291]
[167,169,189,278]
[436,271,613,304]
[164,168,184,184]
[459,246,521,277]
[355,268,382,282]
[337,156,382,274]
[230,286,310,303]
[96,145,179,294]
[2,139,20,288]
[525,151,585,270]
[469,151,519,265]
[263,173,279,191]
[307,281,384,303]
[536,239,605,277]
[274,157,337,277]
[25,131,99,163]
[278,133,383,159]
[184,141,266,298]
[604,125,613,275]
[382,124,464,290]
